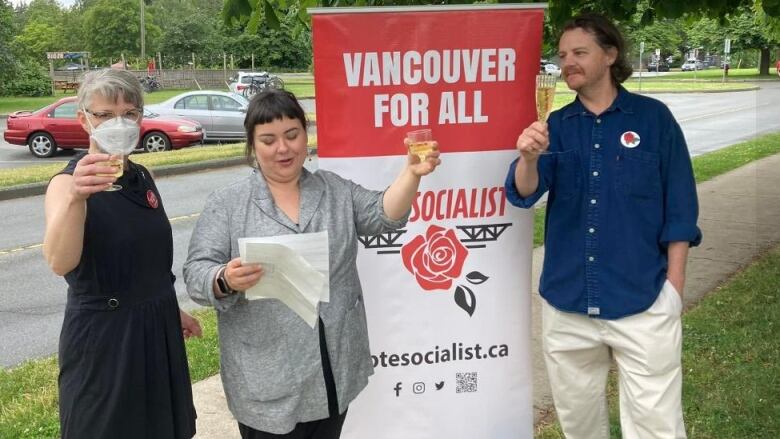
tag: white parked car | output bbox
[681,59,703,71]
[541,62,561,77]
[228,71,269,94]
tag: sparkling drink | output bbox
[408,141,435,162]
[97,158,123,191]
[536,86,556,122]
[535,74,558,122]
[97,158,123,178]
[406,129,435,161]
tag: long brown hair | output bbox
[561,13,633,84]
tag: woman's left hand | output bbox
[180,309,203,339]
[405,140,442,177]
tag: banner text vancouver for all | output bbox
[343,49,518,128]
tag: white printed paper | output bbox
[238,232,330,327]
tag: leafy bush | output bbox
[1,62,51,97]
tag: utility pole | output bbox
[638,41,644,92]
[140,0,146,62]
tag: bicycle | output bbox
[140,75,162,93]
[242,74,284,98]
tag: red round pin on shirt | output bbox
[146,190,159,209]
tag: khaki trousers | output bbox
[542,280,686,439]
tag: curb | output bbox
[0,157,245,201]
[635,85,761,94]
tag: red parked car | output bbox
[3,97,204,158]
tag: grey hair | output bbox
[77,69,144,110]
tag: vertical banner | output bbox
[311,5,544,438]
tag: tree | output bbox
[627,18,685,65]
[13,0,67,58]
[726,6,780,74]
[83,0,161,64]
[0,0,17,94]
[222,10,311,69]
[221,0,780,33]
[547,0,780,27]
[679,5,779,74]
[158,12,223,67]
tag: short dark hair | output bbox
[561,13,633,84]
[244,89,308,165]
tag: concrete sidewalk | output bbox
[190,153,780,438]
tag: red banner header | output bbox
[312,8,543,158]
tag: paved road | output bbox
[0,89,777,367]
[655,82,779,156]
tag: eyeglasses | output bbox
[84,108,143,123]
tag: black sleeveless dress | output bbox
[57,154,196,439]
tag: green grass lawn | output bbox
[553,79,754,94]
[622,79,755,92]
[536,244,780,438]
[284,82,315,97]
[660,67,780,81]
[0,91,75,115]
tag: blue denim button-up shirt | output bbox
[505,87,702,319]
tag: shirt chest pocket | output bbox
[552,153,581,200]
[616,149,662,198]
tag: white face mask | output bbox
[84,111,140,155]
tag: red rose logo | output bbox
[401,225,469,291]
[621,131,640,148]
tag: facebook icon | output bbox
[393,382,402,397]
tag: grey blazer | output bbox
[183,167,407,434]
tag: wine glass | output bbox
[96,155,124,191]
[406,128,435,162]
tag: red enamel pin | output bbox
[146,190,159,208]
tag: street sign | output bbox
[46,51,90,60]
[724,38,731,54]
[640,41,645,52]
[655,48,661,57]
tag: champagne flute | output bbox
[536,74,557,122]
[96,155,124,191]
[534,74,557,155]
[406,128,436,162]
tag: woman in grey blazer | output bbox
[183,89,440,439]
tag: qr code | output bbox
[456,372,477,393]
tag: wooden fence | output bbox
[52,68,255,91]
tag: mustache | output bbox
[563,67,582,76]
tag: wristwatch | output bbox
[216,265,239,296]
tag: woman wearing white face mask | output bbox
[43,69,200,439]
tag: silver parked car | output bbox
[145,91,249,141]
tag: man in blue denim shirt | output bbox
[506,14,701,439]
